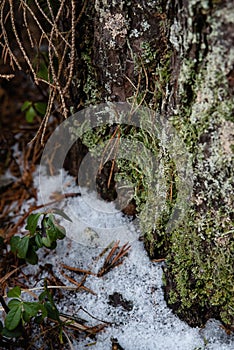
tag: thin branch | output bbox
[60,271,96,295]
[9,0,39,84]
[0,0,22,70]
[19,0,59,57]
[46,0,55,22]
[0,73,15,80]
[63,0,76,94]
[34,0,71,49]
[0,266,25,286]
[22,4,34,48]
[60,263,95,276]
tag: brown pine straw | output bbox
[97,241,131,277]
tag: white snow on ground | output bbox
[38,168,139,247]
[2,168,234,349]
[43,237,234,350]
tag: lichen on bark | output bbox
[67,0,234,329]
[75,0,234,328]
[159,0,234,328]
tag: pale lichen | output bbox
[103,12,128,42]
[160,1,234,327]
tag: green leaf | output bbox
[5,305,22,330]
[38,283,60,322]
[49,241,57,250]
[21,100,32,112]
[34,102,47,115]
[39,285,53,305]
[38,290,47,302]
[23,302,40,319]
[26,247,38,265]
[26,213,42,234]
[44,302,60,322]
[34,312,47,324]
[10,236,20,253]
[8,299,21,309]
[39,304,48,320]
[50,208,72,222]
[16,236,30,259]
[7,286,21,298]
[22,310,30,323]
[37,61,48,81]
[35,233,43,248]
[44,215,57,242]
[54,223,66,240]
[46,215,66,241]
[41,236,52,248]
[26,105,37,123]
[2,325,23,338]
[10,236,30,259]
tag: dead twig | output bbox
[0,266,25,286]
[59,314,107,334]
[151,258,165,263]
[79,306,112,326]
[97,241,131,277]
[60,263,95,276]
[60,271,96,295]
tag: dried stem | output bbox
[0,0,82,144]
[97,241,131,277]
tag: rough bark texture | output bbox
[162,0,234,328]
[65,0,234,328]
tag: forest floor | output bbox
[0,76,234,350]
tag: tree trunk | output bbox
[72,0,233,329]
[163,0,234,328]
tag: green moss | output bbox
[164,209,234,326]
[81,49,102,106]
[140,42,157,65]
[71,0,234,328]
[157,1,234,327]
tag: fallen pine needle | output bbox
[151,258,165,263]
[60,271,96,295]
[97,241,131,277]
[60,263,95,276]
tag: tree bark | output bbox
[162,0,234,328]
[75,0,233,329]
[61,0,234,328]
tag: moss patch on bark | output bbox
[142,0,234,328]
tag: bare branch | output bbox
[9,0,39,84]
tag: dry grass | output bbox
[0,0,88,144]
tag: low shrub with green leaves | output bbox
[21,101,47,123]
[0,284,62,340]
[10,209,72,265]
[0,209,71,344]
